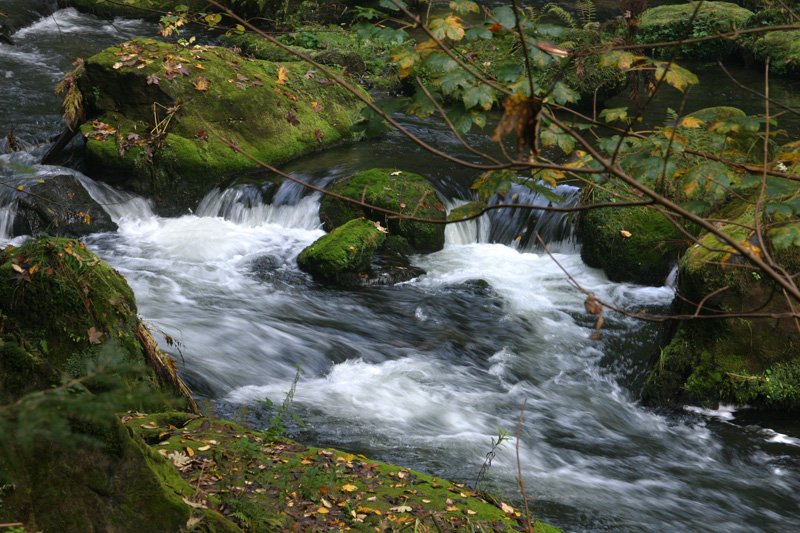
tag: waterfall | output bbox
[446,183,581,250]
[196,186,322,230]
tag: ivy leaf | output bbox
[448,201,487,221]
[449,0,479,15]
[430,15,466,41]
[768,222,800,251]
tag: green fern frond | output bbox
[544,4,577,29]
[577,0,597,27]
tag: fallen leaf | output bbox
[192,76,210,91]
[390,505,413,513]
[620,230,632,238]
[341,484,358,492]
[88,327,103,345]
[277,65,290,85]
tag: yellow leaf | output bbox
[185,446,194,456]
[620,230,632,238]
[16,185,24,191]
[678,116,704,128]
[446,505,459,512]
[277,66,289,85]
[192,76,210,91]
[341,484,358,492]
[316,507,330,514]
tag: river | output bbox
[3,6,800,532]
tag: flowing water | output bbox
[3,7,800,532]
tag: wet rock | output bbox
[297,217,386,282]
[10,173,117,238]
[578,188,685,286]
[643,194,800,410]
[320,168,446,254]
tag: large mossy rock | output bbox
[579,188,686,286]
[643,198,800,410]
[320,169,446,254]
[76,38,370,216]
[297,217,386,281]
[637,1,754,59]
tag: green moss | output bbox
[643,194,800,410]
[77,39,370,216]
[746,28,800,76]
[637,2,754,59]
[579,188,686,286]
[126,415,562,533]
[297,218,387,281]
[320,168,446,254]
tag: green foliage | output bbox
[473,428,511,491]
[260,364,305,440]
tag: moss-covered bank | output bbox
[643,198,800,410]
[76,38,370,216]
[0,236,562,532]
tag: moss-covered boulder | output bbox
[743,27,800,77]
[225,32,367,77]
[297,217,387,282]
[637,1,754,59]
[579,188,686,286]
[76,38,370,216]
[643,197,800,409]
[0,235,195,406]
[320,169,446,254]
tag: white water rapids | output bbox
[4,7,800,531]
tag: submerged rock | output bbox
[76,38,369,216]
[10,173,117,238]
[320,168,447,254]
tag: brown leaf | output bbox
[536,41,569,58]
[88,327,103,345]
[491,94,543,159]
[584,293,602,315]
[315,129,324,143]
[285,112,299,126]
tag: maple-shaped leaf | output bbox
[429,15,466,41]
[177,65,191,77]
[88,327,103,345]
[599,107,628,123]
[491,94,543,158]
[192,76,210,91]
[449,0,479,15]
[146,73,160,85]
[678,116,704,128]
[448,201,486,221]
[654,61,698,92]
[390,505,413,513]
[769,222,800,251]
[276,66,290,85]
